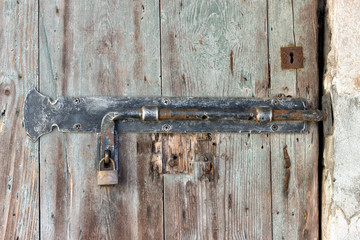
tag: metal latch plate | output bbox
[24,89,308,140]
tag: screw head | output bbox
[73,98,81,104]
[273,99,280,106]
[162,98,170,105]
[162,124,172,132]
[73,123,81,130]
[271,124,278,131]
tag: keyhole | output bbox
[289,52,294,64]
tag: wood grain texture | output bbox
[39,0,162,239]
[0,0,39,239]
[161,0,272,239]
[269,0,319,239]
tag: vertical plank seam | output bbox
[266,0,271,90]
[285,4,300,229]
[159,1,165,239]
[317,1,326,236]
[266,0,274,239]
[38,137,41,240]
[61,134,71,240]
[37,0,41,239]
[159,0,163,97]
[290,0,299,96]
[291,0,296,46]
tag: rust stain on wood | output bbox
[150,133,162,175]
[199,161,214,181]
[54,136,68,238]
[283,145,291,192]
[167,31,182,94]
[162,133,217,176]
[228,194,232,209]
[136,134,163,240]
[61,0,71,95]
[230,50,234,75]
[163,134,196,174]
[196,134,217,182]
[133,3,145,82]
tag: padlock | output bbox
[97,157,118,185]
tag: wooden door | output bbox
[1,0,319,239]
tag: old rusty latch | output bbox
[23,89,333,185]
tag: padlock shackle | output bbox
[99,157,115,171]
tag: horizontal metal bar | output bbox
[158,109,256,121]
[111,107,326,123]
[272,109,326,122]
[22,89,333,187]
[24,89,311,140]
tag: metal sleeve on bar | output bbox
[256,107,273,123]
[141,106,159,121]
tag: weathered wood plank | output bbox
[268,0,319,239]
[0,0,39,239]
[39,0,162,239]
[161,0,272,239]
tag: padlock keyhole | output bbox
[290,52,294,64]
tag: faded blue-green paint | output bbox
[161,0,272,239]
[0,0,39,239]
[39,0,163,239]
[0,0,319,239]
[269,0,319,239]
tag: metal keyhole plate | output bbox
[280,46,304,69]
